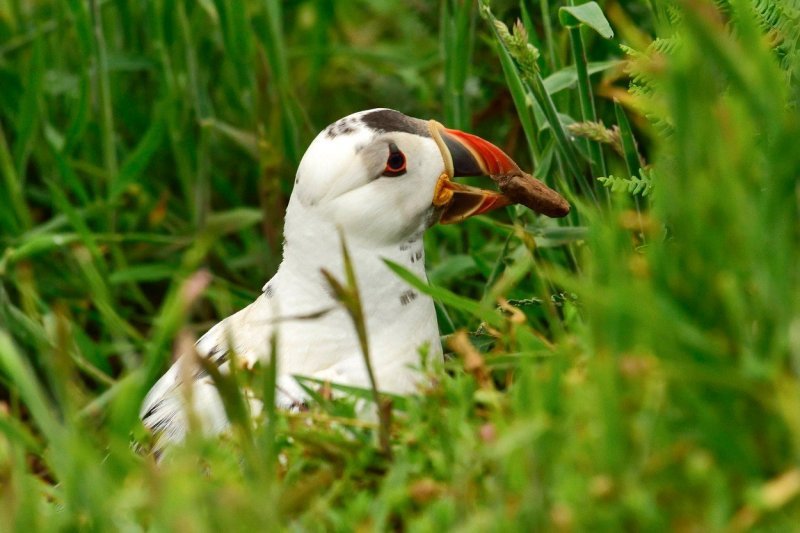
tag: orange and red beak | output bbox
[428,120,565,224]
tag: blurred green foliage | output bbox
[0,0,799,529]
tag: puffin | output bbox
[141,108,567,446]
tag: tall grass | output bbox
[0,0,798,529]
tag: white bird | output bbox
[141,108,561,447]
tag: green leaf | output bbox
[543,60,621,94]
[559,2,614,39]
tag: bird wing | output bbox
[139,293,276,448]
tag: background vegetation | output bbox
[1,0,798,529]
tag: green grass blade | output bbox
[110,111,166,202]
[566,25,607,180]
[534,0,559,71]
[0,331,61,443]
[560,1,612,181]
[614,100,643,179]
[441,0,476,129]
[11,38,44,189]
[0,122,31,232]
[490,18,542,166]
[259,0,301,166]
[543,60,621,94]
[384,258,505,329]
[89,0,118,192]
[559,2,614,39]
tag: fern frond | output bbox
[597,167,654,197]
[623,38,680,136]
[752,0,800,103]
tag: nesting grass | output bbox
[0,0,799,529]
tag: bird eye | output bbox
[383,143,407,177]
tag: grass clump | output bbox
[0,0,799,529]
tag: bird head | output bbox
[289,108,560,247]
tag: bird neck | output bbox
[273,200,430,320]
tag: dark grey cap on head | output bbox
[360,109,431,138]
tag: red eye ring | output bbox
[383,143,407,177]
